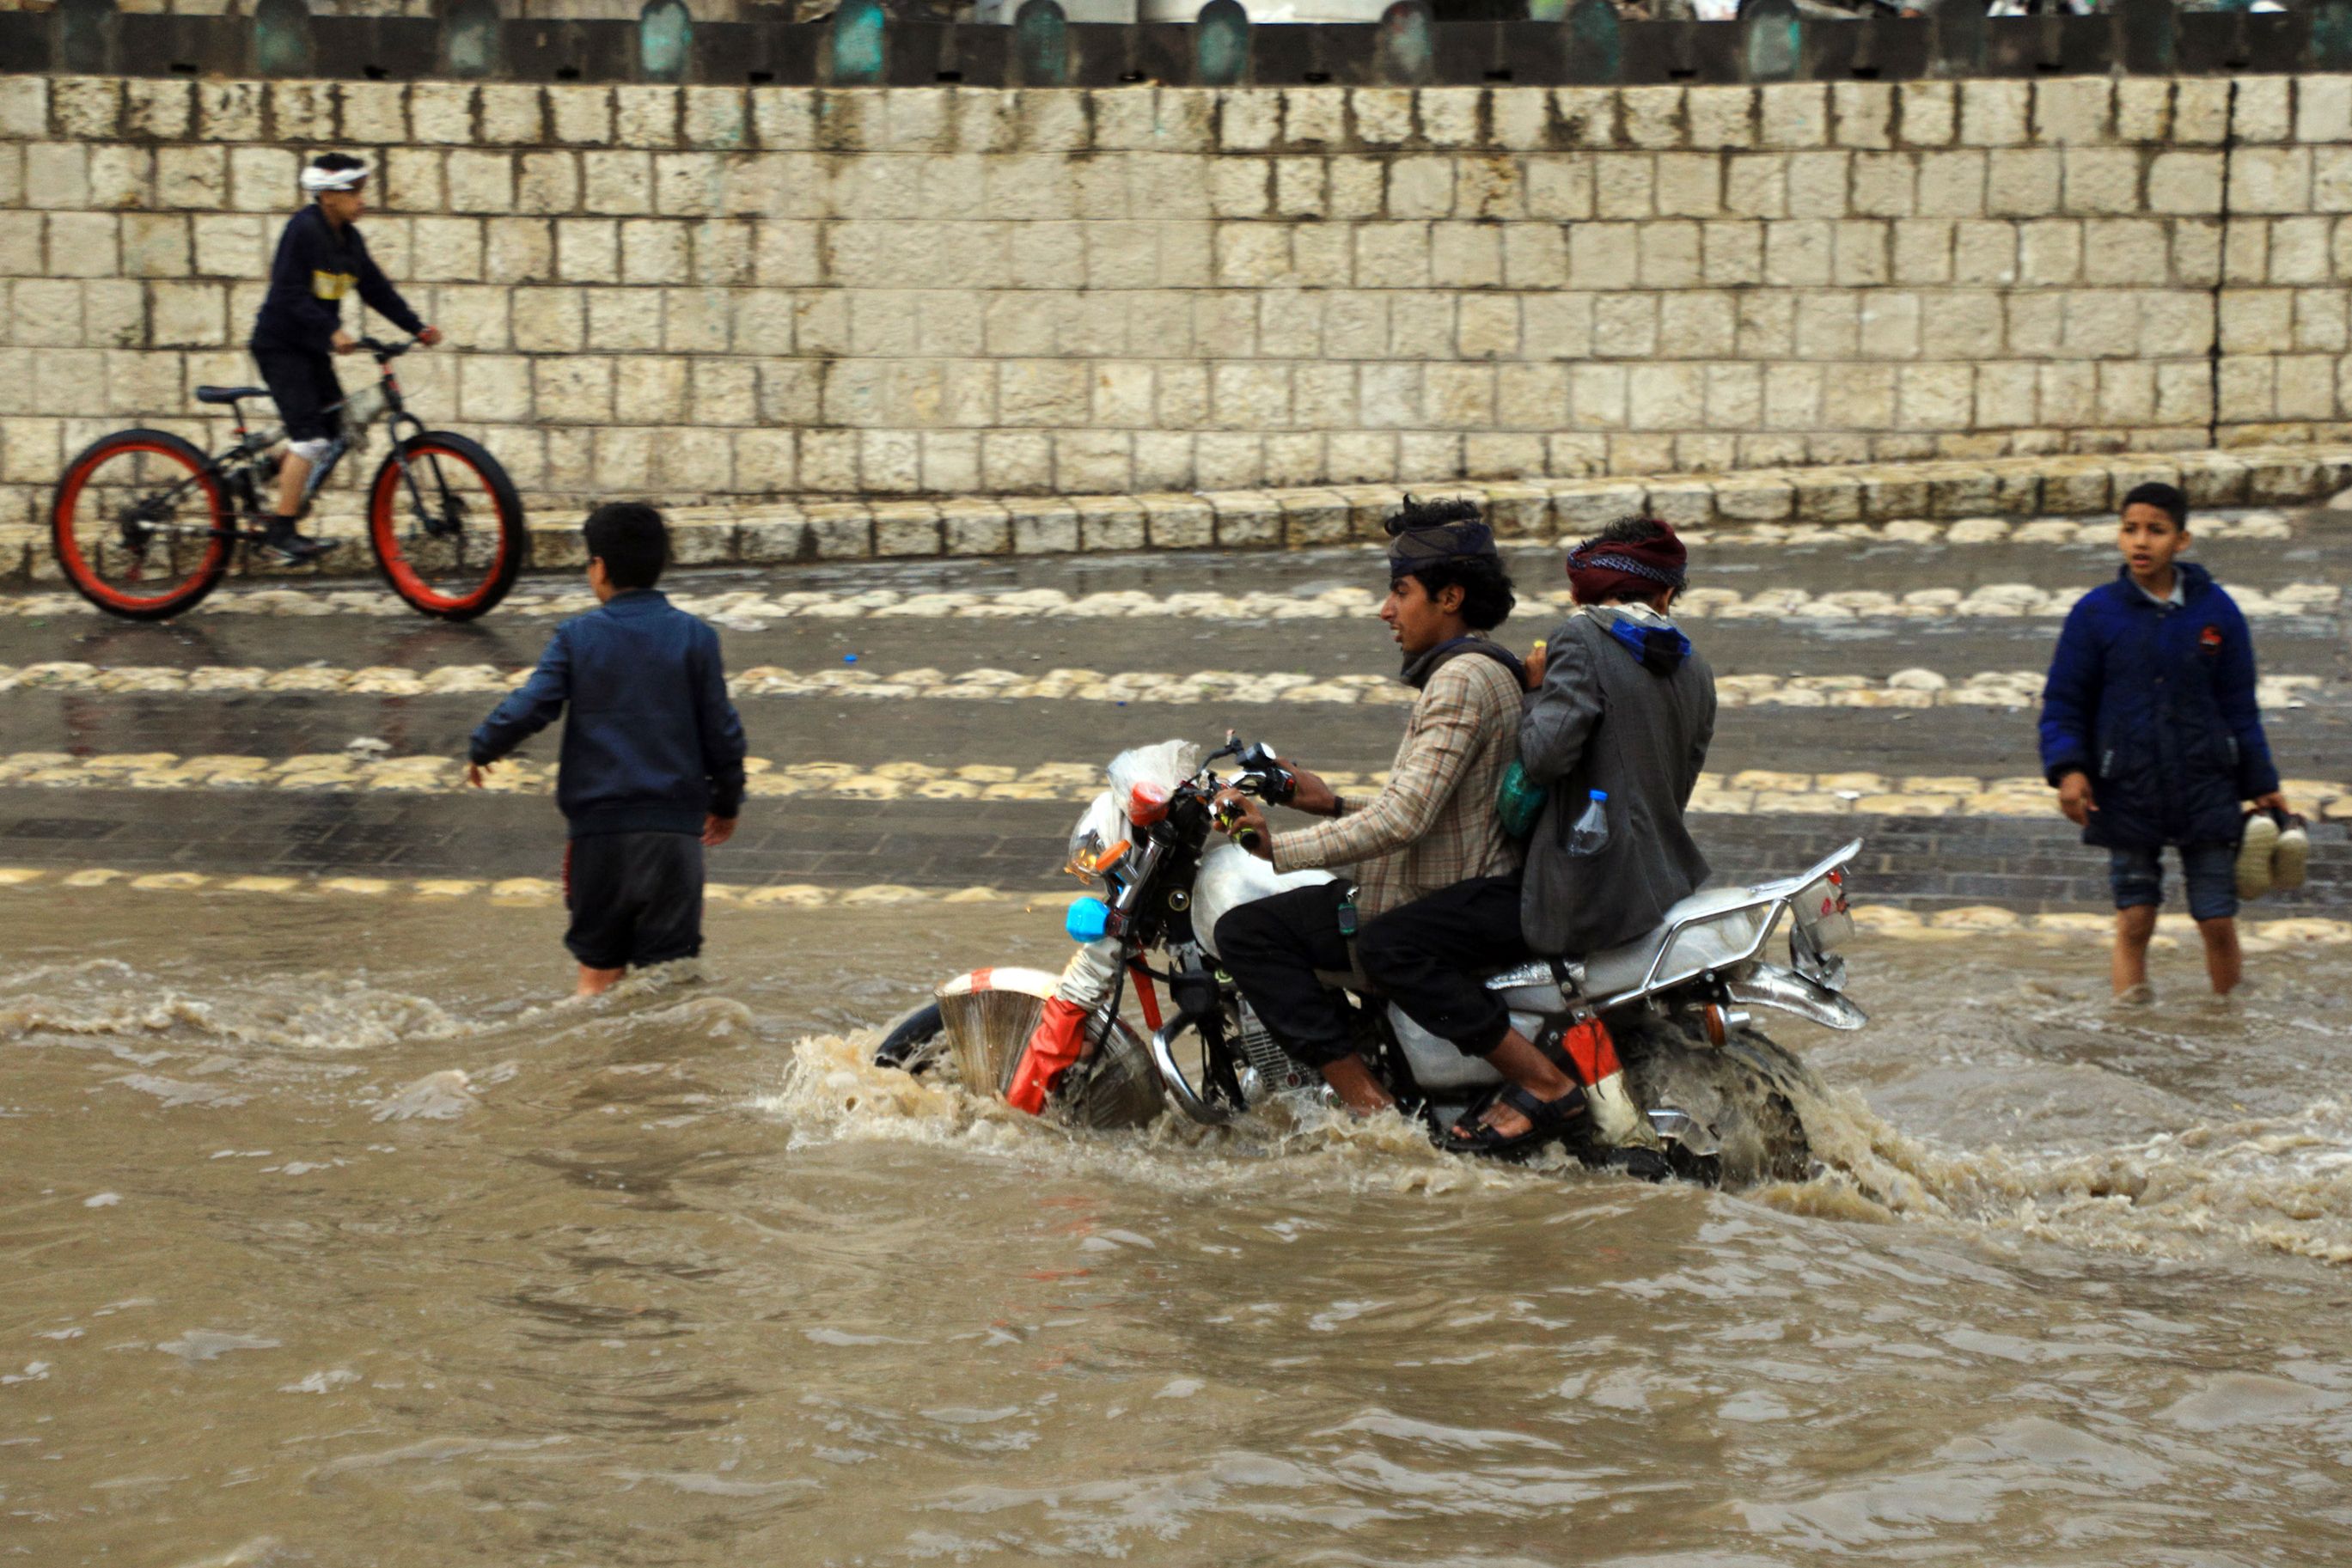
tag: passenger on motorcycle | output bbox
[1210,498,1526,1117]
[1356,516,1717,1157]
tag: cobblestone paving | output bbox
[0,517,2341,915]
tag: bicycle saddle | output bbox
[193,384,267,405]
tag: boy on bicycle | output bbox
[249,152,440,562]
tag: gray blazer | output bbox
[1518,606,1717,956]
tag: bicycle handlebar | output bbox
[359,335,417,360]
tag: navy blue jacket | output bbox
[251,204,424,356]
[469,590,748,839]
[2037,562,2278,851]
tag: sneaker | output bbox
[2272,813,2310,894]
[2235,810,2279,901]
[260,517,339,564]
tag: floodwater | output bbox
[4,891,2350,1566]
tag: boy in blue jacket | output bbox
[468,503,748,995]
[2039,482,2291,999]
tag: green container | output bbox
[1496,761,1547,839]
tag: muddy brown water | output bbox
[4,892,2349,1565]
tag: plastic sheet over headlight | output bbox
[1064,791,1128,886]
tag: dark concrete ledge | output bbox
[1,0,2339,88]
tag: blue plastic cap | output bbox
[1590,789,1608,802]
[1065,896,1111,943]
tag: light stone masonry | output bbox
[7,74,2352,535]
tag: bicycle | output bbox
[51,335,527,621]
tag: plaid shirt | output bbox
[1270,650,1524,917]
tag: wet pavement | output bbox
[0,511,2343,911]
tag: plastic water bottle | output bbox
[1567,789,1610,857]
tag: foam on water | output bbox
[761,1024,2352,1269]
[1772,1082,2352,1266]
[757,1031,1534,1199]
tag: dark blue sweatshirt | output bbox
[469,590,748,839]
[2038,561,2279,851]
[251,204,424,356]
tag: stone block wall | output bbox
[4,70,2352,528]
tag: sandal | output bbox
[1445,1083,1585,1160]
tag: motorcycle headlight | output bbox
[1064,826,1129,886]
[1065,792,1131,886]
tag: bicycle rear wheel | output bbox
[368,430,526,620]
[51,429,232,619]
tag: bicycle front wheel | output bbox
[52,429,232,619]
[368,430,526,620]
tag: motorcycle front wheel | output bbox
[871,985,1164,1132]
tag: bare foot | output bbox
[1319,1054,1395,1117]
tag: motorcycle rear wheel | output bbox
[1612,1013,1817,1187]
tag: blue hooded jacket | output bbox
[2037,562,2277,851]
[469,589,748,839]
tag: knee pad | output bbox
[286,436,336,465]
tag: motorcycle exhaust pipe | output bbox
[1148,1011,1238,1126]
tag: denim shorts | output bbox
[2109,841,2238,922]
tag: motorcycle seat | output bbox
[194,384,268,406]
[1578,884,1779,998]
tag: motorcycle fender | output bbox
[1725,963,1869,1032]
[1384,1003,1521,1094]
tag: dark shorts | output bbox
[565,831,704,970]
[251,346,344,443]
[2109,841,2238,923]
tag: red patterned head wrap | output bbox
[1566,521,1688,604]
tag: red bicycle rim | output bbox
[53,441,227,613]
[370,441,511,613]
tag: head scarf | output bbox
[1566,523,1687,605]
[301,162,368,194]
[1384,500,1496,581]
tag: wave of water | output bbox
[761,1028,2352,1270]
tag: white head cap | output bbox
[300,161,368,194]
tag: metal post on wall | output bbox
[828,0,887,85]
[1741,0,1801,82]
[1012,0,1072,87]
[1562,0,1620,86]
[1374,0,1435,85]
[1194,0,1249,88]
[639,0,692,82]
[53,0,116,76]
[252,0,317,77]
[438,0,503,79]
[2318,0,2352,70]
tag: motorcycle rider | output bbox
[1208,498,1527,1117]
[1355,516,1716,1156]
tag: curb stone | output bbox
[5,445,2349,585]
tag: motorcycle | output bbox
[873,735,1868,1186]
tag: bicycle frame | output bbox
[202,336,421,540]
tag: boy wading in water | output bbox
[467,504,748,996]
[2039,482,2291,1000]
[249,152,441,562]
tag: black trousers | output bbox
[1213,882,1358,1069]
[1356,874,1534,1057]
[252,345,344,443]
